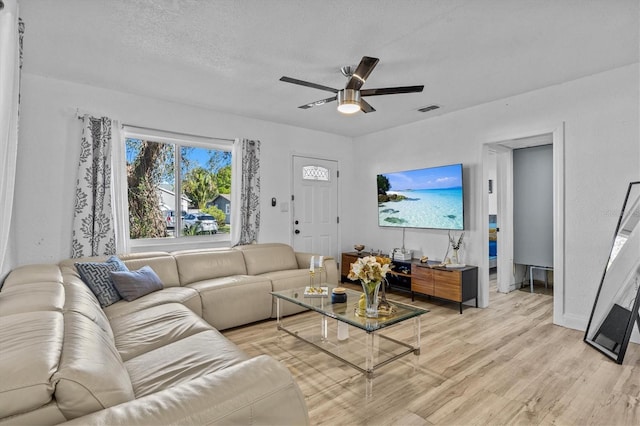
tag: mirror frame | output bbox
[584,181,640,364]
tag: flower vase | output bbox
[361,280,381,318]
[452,248,460,265]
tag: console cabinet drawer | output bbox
[411,265,477,313]
[433,270,462,301]
[411,265,434,295]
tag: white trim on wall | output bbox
[551,124,566,327]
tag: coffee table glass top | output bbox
[271,285,428,332]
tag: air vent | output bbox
[418,105,441,113]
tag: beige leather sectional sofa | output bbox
[0,243,338,425]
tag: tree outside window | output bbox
[125,138,231,240]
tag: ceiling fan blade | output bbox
[298,95,337,109]
[360,99,376,113]
[361,85,424,96]
[280,76,339,93]
[345,56,379,90]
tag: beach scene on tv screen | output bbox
[378,164,464,230]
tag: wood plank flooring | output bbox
[223,279,639,425]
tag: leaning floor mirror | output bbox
[584,181,640,364]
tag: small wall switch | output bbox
[280,202,289,212]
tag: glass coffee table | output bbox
[271,285,429,396]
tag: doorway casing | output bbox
[481,123,566,327]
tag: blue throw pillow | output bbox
[76,256,128,307]
[110,266,164,302]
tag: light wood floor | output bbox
[223,278,639,425]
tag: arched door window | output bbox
[302,165,330,181]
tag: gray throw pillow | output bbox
[76,256,128,307]
[110,266,163,302]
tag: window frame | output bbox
[120,126,234,251]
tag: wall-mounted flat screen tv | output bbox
[377,163,464,230]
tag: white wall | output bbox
[346,64,639,329]
[12,73,353,265]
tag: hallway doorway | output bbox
[481,124,566,326]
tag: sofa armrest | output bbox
[58,355,309,426]
[295,253,339,285]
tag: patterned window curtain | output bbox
[71,115,116,258]
[0,2,24,278]
[231,139,261,246]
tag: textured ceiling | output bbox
[19,0,639,137]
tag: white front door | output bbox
[291,156,339,260]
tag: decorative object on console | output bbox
[354,244,365,254]
[347,255,393,318]
[448,230,465,267]
[392,248,412,261]
[392,227,412,261]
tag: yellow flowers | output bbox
[347,255,392,284]
[376,256,392,266]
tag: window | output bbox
[302,165,330,181]
[123,127,232,245]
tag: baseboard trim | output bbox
[558,312,587,331]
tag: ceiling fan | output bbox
[279,56,424,114]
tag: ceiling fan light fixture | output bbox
[337,89,361,114]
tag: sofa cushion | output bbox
[75,256,128,307]
[60,252,181,288]
[121,254,181,288]
[235,243,299,275]
[0,402,67,426]
[173,250,247,284]
[1,264,63,289]
[103,287,202,320]
[52,312,134,420]
[110,266,164,301]
[0,282,65,316]
[260,269,318,317]
[125,329,249,398]
[110,303,212,361]
[62,270,115,340]
[0,311,63,419]
[56,355,309,426]
[187,276,273,330]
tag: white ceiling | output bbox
[19,0,639,137]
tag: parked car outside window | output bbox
[183,213,218,234]
[165,210,187,229]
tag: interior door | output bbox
[291,156,338,260]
